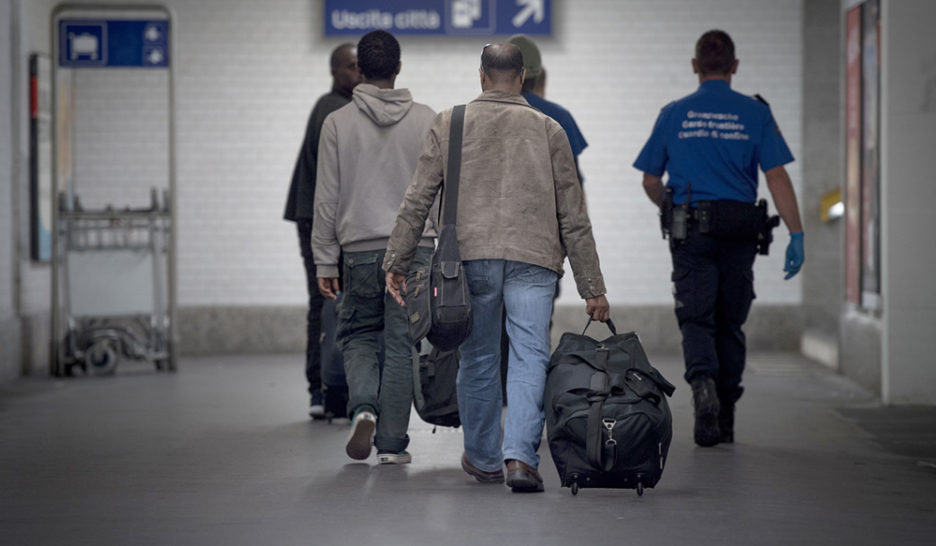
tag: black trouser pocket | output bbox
[719,268,755,325]
[344,253,383,299]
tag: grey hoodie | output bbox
[312,83,436,278]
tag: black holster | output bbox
[660,188,674,240]
[660,187,688,243]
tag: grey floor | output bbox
[1,352,935,546]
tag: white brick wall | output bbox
[54,0,803,307]
[72,69,170,210]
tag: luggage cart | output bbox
[49,3,177,376]
[57,189,173,374]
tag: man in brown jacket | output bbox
[383,43,610,493]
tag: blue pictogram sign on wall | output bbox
[59,19,170,68]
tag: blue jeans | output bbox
[457,260,557,472]
[337,247,432,454]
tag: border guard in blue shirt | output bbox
[633,30,805,447]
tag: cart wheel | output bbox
[571,482,579,496]
[87,340,119,375]
[636,482,644,497]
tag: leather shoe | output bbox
[461,453,504,483]
[505,459,544,492]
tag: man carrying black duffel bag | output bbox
[385,42,609,493]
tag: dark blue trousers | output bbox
[670,227,757,406]
[297,220,324,396]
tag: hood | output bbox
[352,83,414,127]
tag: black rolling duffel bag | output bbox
[545,319,676,496]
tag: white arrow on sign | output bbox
[512,0,544,27]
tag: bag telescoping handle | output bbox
[583,317,617,336]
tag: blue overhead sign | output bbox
[324,0,551,36]
[59,19,170,68]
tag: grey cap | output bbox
[507,34,542,79]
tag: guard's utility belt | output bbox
[661,191,780,255]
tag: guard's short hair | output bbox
[357,30,400,80]
[480,43,523,82]
[695,30,735,76]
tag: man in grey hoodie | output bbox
[312,30,436,465]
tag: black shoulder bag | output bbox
[403,105,473,351]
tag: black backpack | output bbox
[545,319,675,496]
[412,345,460,428]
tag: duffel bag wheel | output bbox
[636,482,644,496]
[87,340,119,375]
[571,482,579,496]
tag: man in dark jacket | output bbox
[283,43,361,419]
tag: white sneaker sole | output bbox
[377,452,411,465]
[345,413,376,460]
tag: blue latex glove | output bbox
[784,232,804,280]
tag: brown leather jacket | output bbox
[383,90,606,299]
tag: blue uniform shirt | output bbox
[523,92,588,158]
[633,80,793,205]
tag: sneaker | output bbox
[461,453,504,483]
[377,451,412,465]
[691,376,721,447]
[505,459,544,492]
[308,390,325,419]
[345,410,376,460]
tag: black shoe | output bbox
[718,403,735,444]
[691,376,721,447]
[308,389,325,420]
[505,459,544,493]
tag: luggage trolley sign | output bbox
[59,19,170,68]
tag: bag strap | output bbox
[586,400,616,472]
[582,317,617,336]
[441,105,466,227]
[411,347,427,412]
